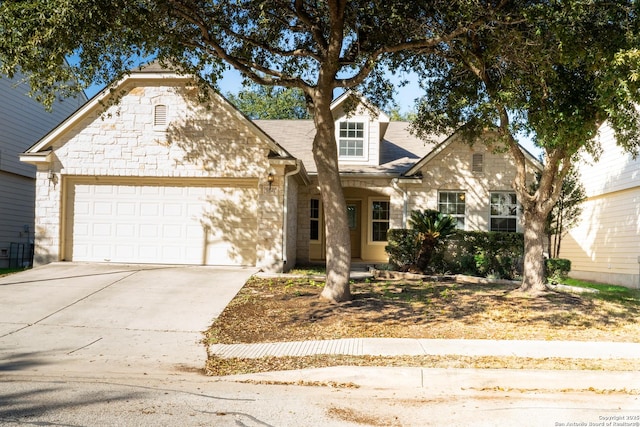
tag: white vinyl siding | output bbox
[561,188,640,287]
[561,121,640,287]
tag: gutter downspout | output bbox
[282,160,302,270]
[391,178,408,228]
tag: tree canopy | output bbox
[397,0,640,292]
[3,0,636,296]
[0,0,505,302]
[226,83,310,119]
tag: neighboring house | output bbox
[21,64,542,271]
[0,70,85,268]
[560,121,640,288]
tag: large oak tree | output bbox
[400,0,640,293]
[0,0,504,302]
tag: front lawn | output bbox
[208,276,640,346]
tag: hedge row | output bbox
[387,229,573,281]
[387,229,525,279]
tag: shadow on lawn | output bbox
[211,277,640,343]
[301,279,640,328]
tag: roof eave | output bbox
[19,150,53,164]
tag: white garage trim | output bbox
[62,177,258,266]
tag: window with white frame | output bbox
[338,121,365,158]
[310,198,320,241]
[371,200,390,242]
[439,191,466,229]
[490,192,518,232]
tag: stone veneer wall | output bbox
[33,79,284,270]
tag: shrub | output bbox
[385,229,421,270]
[435,230,524,279]
[546,258,572,280]
[386,229,525,279]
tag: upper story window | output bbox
[490,192,518,232]
[439,191,466,230]
[154,104,168,127]
[338,121,365,158]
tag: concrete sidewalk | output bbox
[210,337,640,360]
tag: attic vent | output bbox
[472,153,484,172]
[154,105,168,127]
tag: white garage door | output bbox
[64,179,258,266]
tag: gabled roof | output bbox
[330,90,391,123]
[254,120,441,174]
[21,64,293,162]
[403,130,544,176]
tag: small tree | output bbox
[546,168,586,259]
[409,209,456,272]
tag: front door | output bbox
[347,201,361,259]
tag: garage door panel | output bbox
[66,180,258,266]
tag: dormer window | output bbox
[338,121,365,158]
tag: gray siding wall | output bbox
[0,71,86,263]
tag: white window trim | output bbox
[438,190,466,231]
[489,191,520,232]
[336,119,369,163]
[367,197,390,245]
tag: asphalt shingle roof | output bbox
[253,119,445,175]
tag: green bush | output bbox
[546,258,571,280]
[435,230,524,279]
[385,229,421,270]
[386,229,525,279]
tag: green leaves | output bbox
[226,82,310,119]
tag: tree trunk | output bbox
[416,235,436,272]
[312,95,352,303]
[519,207,548,294]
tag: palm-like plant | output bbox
[409,209,457,272]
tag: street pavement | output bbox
[1,264,639,426]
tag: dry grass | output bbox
[206,276,640,375]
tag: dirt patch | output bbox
[327,406,402,427]
[208,276,640,345]
[206,276,640,375]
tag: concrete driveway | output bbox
[0,262,255,376]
